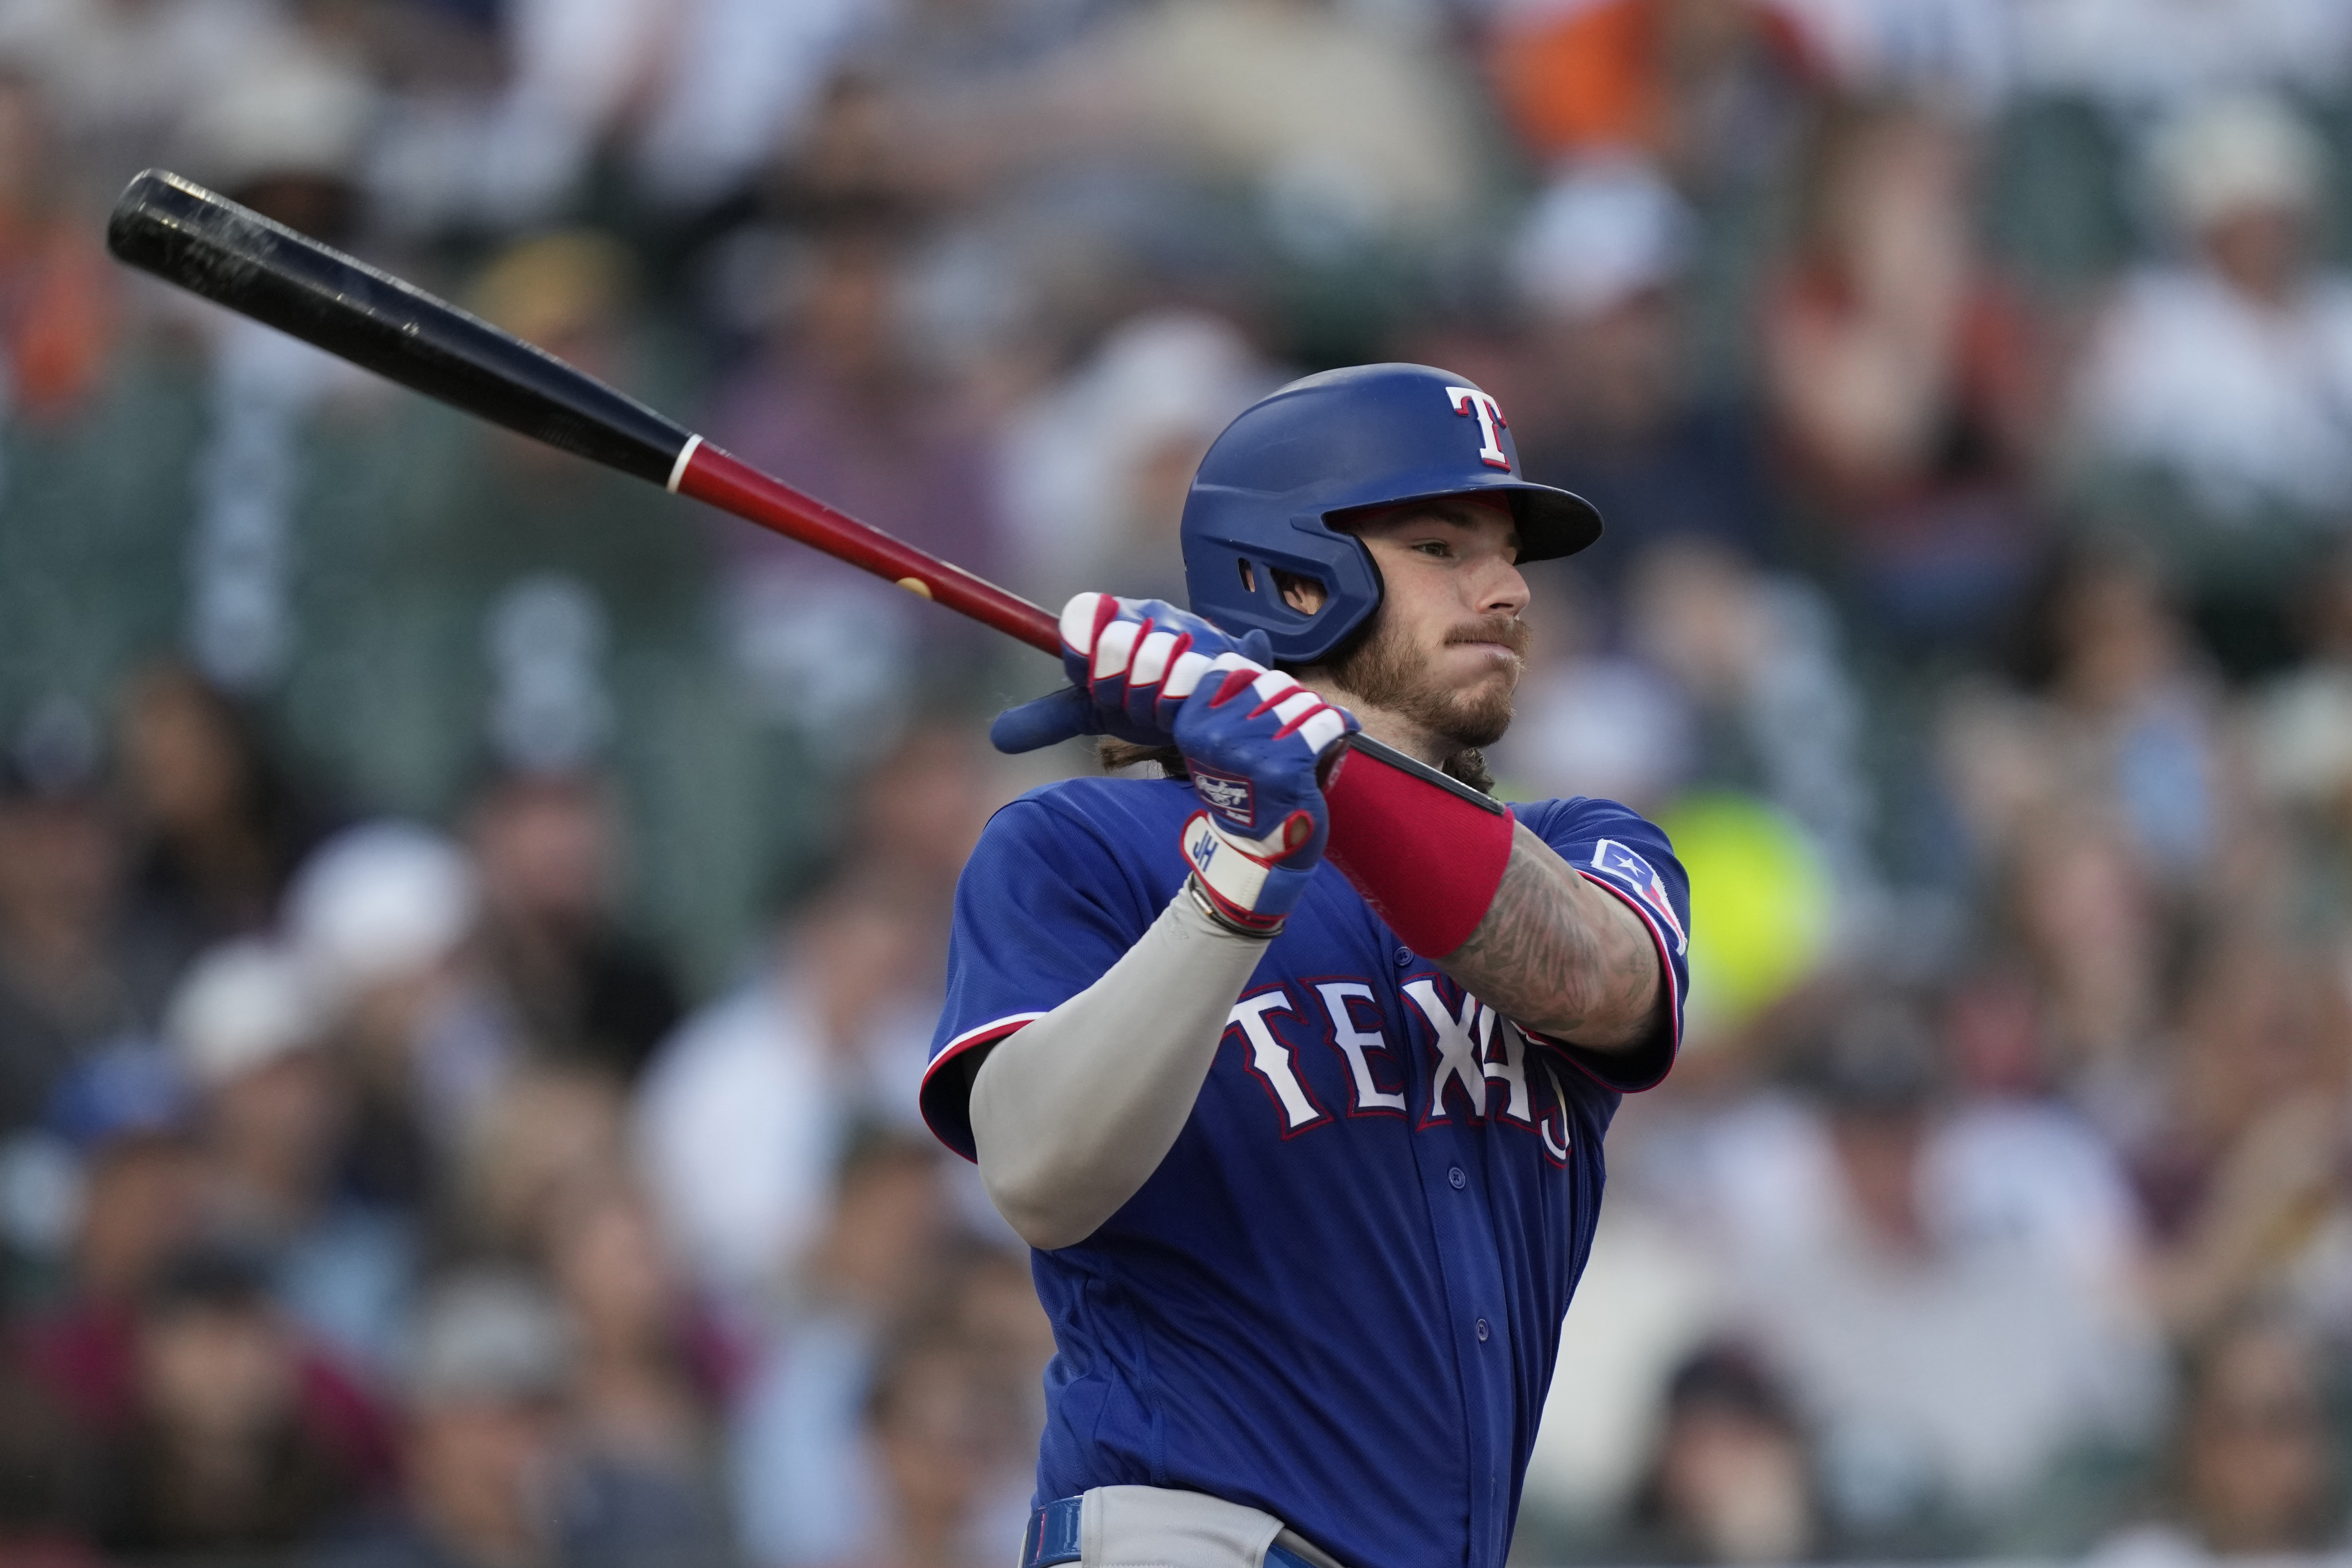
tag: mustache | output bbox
[1444,617,1532,660]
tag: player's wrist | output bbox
[1322,736,1515,957]
[1184,872,1284,939]
[1179,809,1318,936]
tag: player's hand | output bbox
[1171,653,1358,935]
[990,593,1273,754]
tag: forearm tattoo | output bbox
[1439,823,1664,1052]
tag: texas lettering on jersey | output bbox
[1219,973,1577,1164]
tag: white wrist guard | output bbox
[1180,810,1311,937]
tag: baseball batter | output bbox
[919,364,1690,1568]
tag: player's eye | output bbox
[1413,539,1451,558]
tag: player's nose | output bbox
[1472,554,1531,618]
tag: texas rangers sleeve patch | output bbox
[1587,839,1688,957]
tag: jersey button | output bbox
[1475,1318,1490,1342]
[1448,1166,1466,1190]
[1393,946,1412,968]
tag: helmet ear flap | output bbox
[1184,520,1382,664]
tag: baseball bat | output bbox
[104,168,1062,657]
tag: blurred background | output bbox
[3,0,2352,1564]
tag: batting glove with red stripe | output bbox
[1172,654,1357,935]
[990,593,1273,753]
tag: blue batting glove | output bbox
[990,593,1273,755]
[1170,654,1358,934]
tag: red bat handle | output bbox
[671,438,1063,657]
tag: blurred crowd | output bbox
[6,0,2352,1565]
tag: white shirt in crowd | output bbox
[2011,0,2352,107]
[1686,1092,2162,1514]
[2075,265,2352,520]
[631,964,935,1310]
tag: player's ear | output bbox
[1274,569,1327,615]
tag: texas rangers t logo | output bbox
[1445,386,1511,470]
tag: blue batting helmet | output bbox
[1179,363,1602,664]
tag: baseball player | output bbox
[919,364,1690,1568]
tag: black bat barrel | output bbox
[106,169,691,486]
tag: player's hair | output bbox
[1099,737,1495,794]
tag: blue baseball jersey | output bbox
[920,776,1689,1568]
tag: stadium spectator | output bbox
[2071,95,2352,583]
[167,937,416,1378]
[847,720,1012,914]
[1690,1002,2164,1548]
[728,1126,958,1567]
[360,0,669,238]
[1488,0,1817,190]
[449,1064,630,1273]
[1761,97,2045,644]
[439,232,710,668]
[10,1048,201,1448]
[998,309,1279,608]
[543,1176,733,1568]
[90,1245,386,1558]
[0,716,169,1135]
[1508,159,1782,585]
[2090,1313,2347,1563]
[0,0,297,203]
[1943,545,2228,1069]
[1614,1343,1828,1564]
[116,662,327,963]
[0,70,114,425]
[2013,0,2352,112]
[628,0,868,210]
[1770,0,2014,109]
[2250,543,2352,918]
[465,770,682,1084]
[14,1068,395,1552]
[635,870,951,1313]
[0,1359,99,1568]
[856,1321,1017,1568]
[2127,935,2352,1344]
[283,822,493,1213]
[1075,0,1492,253]
[172,12,377,246]
[319,1270,575,1568]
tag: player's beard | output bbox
[1329,611,1531,751]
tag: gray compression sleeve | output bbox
[968,889,1269,1250]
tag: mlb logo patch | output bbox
[1192,767,1254,828]
[1589,840,1687,955]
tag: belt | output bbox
[1021,1495,1328,1568]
